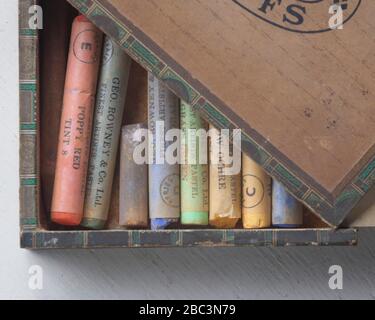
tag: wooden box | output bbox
[19,0,374,249]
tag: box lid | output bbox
[68,0,375,227]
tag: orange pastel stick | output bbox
[51,15,102,226]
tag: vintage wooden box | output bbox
[19,0,374,249]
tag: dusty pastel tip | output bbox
[151,218,179,230]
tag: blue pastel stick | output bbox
[272,180,303,228]
[148,73,180,230]
[151,218,178,230]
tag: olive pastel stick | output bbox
[81,36,132,229]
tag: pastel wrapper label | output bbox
[82,36,132,228]
[242,154,272,229]
[51,16,102,226]
[272,180,303,227]
[181,101,209,225]
[148,73,180,220]
[119,124,149,228]
[209,125,241,228]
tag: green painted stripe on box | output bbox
[161,68,199,104]
[20,123,37,131]
[68,0,92,13]
[274,164,304,190]
[21,217,38,226]
[358,159,375,182]
[122,35,136,49]
[200,101,232,128]
[20,83,36,91]
[21,178,37,186]
[19,29,38,37]
[241,134,272,166]
[335,187,362,212]
[89,5,129,41]
[131,231,141,247]
[171,231,181,246]
[129,40,165,74]
[225,230,235,245]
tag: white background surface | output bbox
[1,0,375,300]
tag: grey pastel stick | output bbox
[82,36,132,229]
[119,123,149,228]
[148,73,180,230]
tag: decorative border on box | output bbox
[66,0,375,227]
[19,0,40,230]
[20,228,357,249]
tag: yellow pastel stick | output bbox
[209,125,241,228]
[242,154,272,229]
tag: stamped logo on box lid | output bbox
[233,0,362,33]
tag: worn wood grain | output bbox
[108,0,375,196]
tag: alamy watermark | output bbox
[28,2,345,31]
[28,265,43,290]
[28,5,43,30]
[329,4,344,30]
[328,265,343,290]
[132,125,242,176]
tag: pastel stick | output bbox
[272,180,303,228]
[81,36,132,229]
[148,73,180,229]
[119,123,149,228]
[51,16,102,226]
[209,125,241,228]
[180,101,209,226]
[105,62,149,230]
[242,154,272,229]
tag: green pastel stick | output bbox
[180,101,209,226]
[81,36,132,229]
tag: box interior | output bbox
[37,0,355,232]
